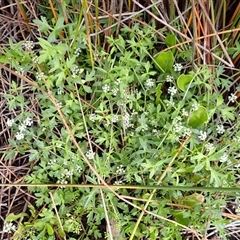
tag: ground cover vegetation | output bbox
[0,0,240,239]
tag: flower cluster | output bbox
[228,93,237,103]
[205,142,214,152]
[86,149,95,160]
[216,125,225,135]
[112,114,119,123]
[168,86,177,96]
[36,72,44,80]
[23,40,34,51]
[7,117,33,140]
[220,152,228,163]
[102,84,110,93]
[145,78,154,89]
[174,63,183,72]
[71,65,80,78]
[198,131,207,141]
[3,222,16,233]
[116,165,125,175]
[89,113,96,122]
[74,47,81,57]
[166,75,174,82]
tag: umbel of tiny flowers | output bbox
[15,117,33,140]
[228,93,237,103]
[3,221,16,233]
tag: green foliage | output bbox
[1,6,239,240]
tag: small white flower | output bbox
[168,86,177,96]
[174,63,183,72]
[71,65,80,78]
[24,117,33,127]
[57,88,64,95]
[86,149,95,160]
[228,93,237,103]
[145,78,154,89]
[89,113,96,122]
[116,165,125,175]
[181,108,188,117]
[3,222,16,233]
[19,123,27,132]
[174,124,183,133]
[198,131,207,141]
[16,66,25,75]
[23,41,34,51]
[102,84,110,93]
[115,79,121,85]
[36,72,44,80]
[112,88,118,96]
[16,132,24,140]
[113,180,123,185]
[182,127,192,137]
[220,152,228,163]
[112,115,118,123]
[205,142,214,152]
[192,102,199,111]
[216,125,225,134]
[76,165,82,172]
[74,47,81,57]
[6,118,14,127]
[166,75,174,82]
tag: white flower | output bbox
[16,132,24,140]
[220,152,228,163]
[112,115,118,123]
[74,47,81,57]
[216,125,225,134]
[6,118,14,127]
[166,75,174,82]
[23,41,34,51]
[174,63,183,72]
[3,222,16,233]
[24,117,33,127]
[112,88,118,96]
[57,88,64,95]
[181,108,188,117]
[57,102,63,108]
[86,150,95,160]
[18,123,27,132]
[205,142,214,152]
[115,79,121,85]
[182,127,192,137]
[102,84,110,93]
[168,86,177,96]
[71,65,80,78]
[76,165,82,172]
[192,102,199,111]
[145,78,154,89]
[228,93,237,103]
[36,72,44,80]
[198,131,207,141]
[113,180,123,185]
[116,165,125,175]
[89,113,96,122]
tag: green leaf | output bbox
[46,224,54,235]
[177,74,193,91]
[179,193,205,207]
[173,211,191,226]
[165,34,176,47]
[154,51,174,72]
[187,106,208,128]
[6,213,28,222]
